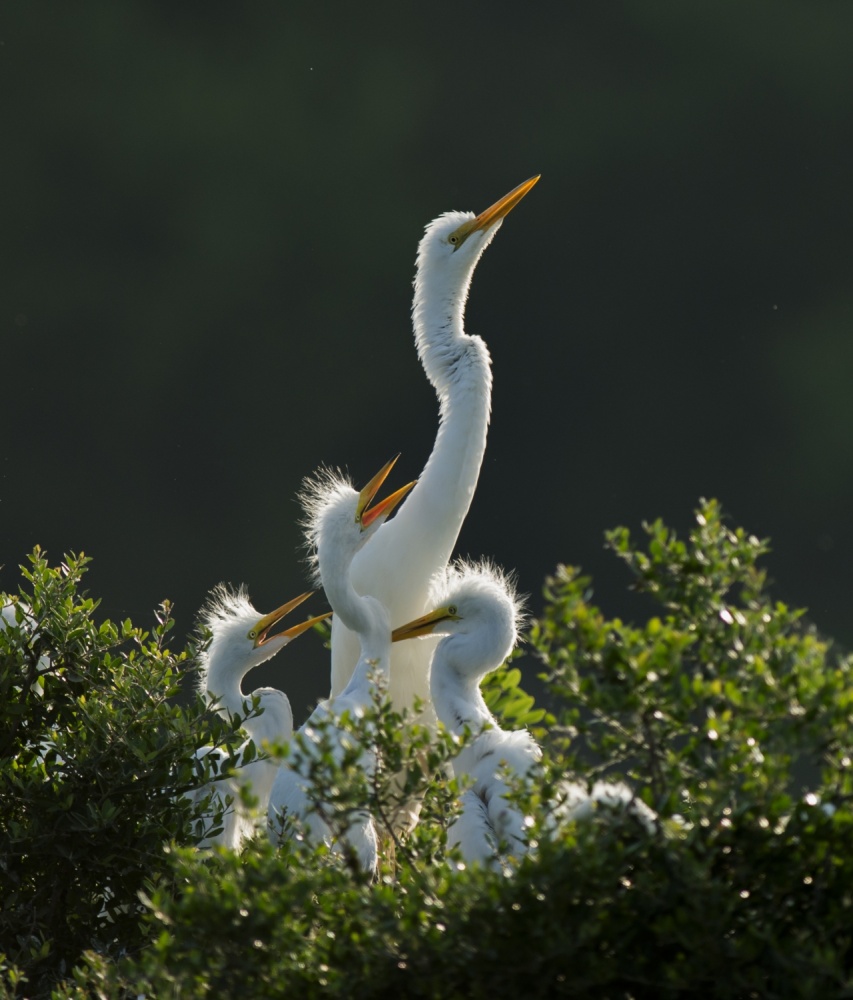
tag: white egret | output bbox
[392,567,657,862]
[330,177,541,722]
[190,586,329,850]
[391,560,539,867]
[268,458,415,873]
[550,779,657,834]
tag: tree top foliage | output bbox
[3,501,853,999]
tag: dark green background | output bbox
[4,3,853,716]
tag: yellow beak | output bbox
[449,174,540,248]
[391,605,461,642]
[356,456,417,529]
[250,591,332,647]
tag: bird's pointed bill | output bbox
[361,479,416,528]
[250,592,331,647]
[357,456,416,528]
[449,174,540,248]
[391,605,462,642]
[356,455,399,520]
[275,610,333,643]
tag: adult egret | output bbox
[391,560,539,867]
[330,177,541,721]
[268,458,415,873]
[190,586,329,850]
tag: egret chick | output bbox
[268,458,414,874]
[550,779,657,835]
[392,561,538,867]
[191,587,329,850]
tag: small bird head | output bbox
[301,457,416,586]
[391,561,525,679]
[201,586,329,675]
[246,592,331,652]
[417,175,540,276]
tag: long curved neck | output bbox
[343,627,389,699]
[430,637,494,737]
[377,266,492,572]
[322,543,391,695]
[203,648,248,720]
[322,543,371,637]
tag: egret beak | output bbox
[357,456,417,529]
[250,591,332,647]
[391,605,462,642]
[449,174,540,249]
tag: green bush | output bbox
[0,550,246,996]
[4,500,853,999]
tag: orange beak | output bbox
[249,592,332,647]
[356,456,416,529]
[448,175,540,249]
[391,604,461,642]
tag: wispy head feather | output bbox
[195,583,258,693]
[297,466,357,586]
[433,557,527,642]
[199,583,255,634]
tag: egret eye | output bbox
[247,629,257,640]
[448,234,459,246]
[448,605,458,616]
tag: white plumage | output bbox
[392,564,656,863]
[2,599,57,765]
[549,779,658,835]
[329,178,540,727]
[268,460,413,874]
[445,788,497,864]
[2,599,51,679]
[392,560,539,867]
[189,585,327,850]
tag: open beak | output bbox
[251,591,332,647]
[449,174,540,248]
[391,604,461,642]
[357,455,417,529]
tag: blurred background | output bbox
[4,2,853,717]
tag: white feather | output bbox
[270,472,395,874]
[397,561,538,866]
[190,586,299,850]
[326,182,537,725]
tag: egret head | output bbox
[391,560,525,678]
[301,457,415,585]
[415,176,540,295]
[200,585,329,677]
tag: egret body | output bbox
[268,460,414,873]
[191,587,328,850]
[392,561,540,867]
[330,177,540,721]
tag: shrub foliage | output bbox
[0,550,245,995]
[3,501,853,999]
